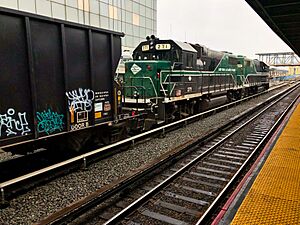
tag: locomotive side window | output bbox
[229,57,238,65]
[202,47,207,56]
[172,50,180,62]
[182,53,187,67]
[187,53,193,68]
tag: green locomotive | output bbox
[123,35,269,126]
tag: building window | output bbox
[100,16,109,29]
[132,1,139,13]
[146,18,152,29]
[140,27,146,38]
[109,5,118,19]
[78,0,90,12]
[125,23,133,33]
[90,0,99,14]
[140,5,146,16]
[133,25,140,37]
[140,15,145,27]
[127,35,134,47]
[125,0,132,11]
[146,0,152,8]
[100,2,109,17]
[132,13,139,25]
[146,7,152,19]
[125,11,132,23]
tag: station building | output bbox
[288,66,300,75]
[0,0,157,51]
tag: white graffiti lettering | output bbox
[70,122,89,131]
[66,88,94,112]
[0,108,31,137]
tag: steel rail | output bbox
[35,83,298,225]
[196,93,300,224]
[102,84,299,225]
[0,83,291,202]
[36,92,282,224]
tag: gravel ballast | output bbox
[0,84,292,224]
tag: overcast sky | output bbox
[157,0,292,59]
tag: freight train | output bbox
[123,35,269,128]
[0,7,123,153]
[0,8,269,154]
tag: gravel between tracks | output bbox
[0,152,21,162]
[0,84,290,225]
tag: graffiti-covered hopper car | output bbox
[0,7,123,152]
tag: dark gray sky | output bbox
[157,0,292,59]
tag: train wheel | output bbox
[199,99,210,112]
[66,130,92,152]
[227,91,234,102]
[100,132,111,145]
[234,90,242,100]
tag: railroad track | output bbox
[35,83,299,225]
[0,149,74,183]
[0,83,288,205]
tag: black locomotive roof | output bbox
[172,40,197,53]
[135,38,197,53]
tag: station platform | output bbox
[215,98,300,224]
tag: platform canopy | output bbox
[246,0,300,56]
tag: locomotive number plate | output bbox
[142,45,150,51]
[155,44,171,50]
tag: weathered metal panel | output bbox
[0,7,123,148]
[0,14,33,145]
[30,20,66,137]
[112,35,122,74]
[91,32,113,124]
[64,26,93,131]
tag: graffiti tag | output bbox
[37,109,64,135]
[66,88,94,112]
[0,108,31,137]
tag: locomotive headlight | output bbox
[133,91,140,99]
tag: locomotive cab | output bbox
[123,36,198,106]
[132,36,197,70]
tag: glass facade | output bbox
[0,0,157,50]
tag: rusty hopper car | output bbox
[0,7,123,152]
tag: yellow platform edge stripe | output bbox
[231,102,300,224]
